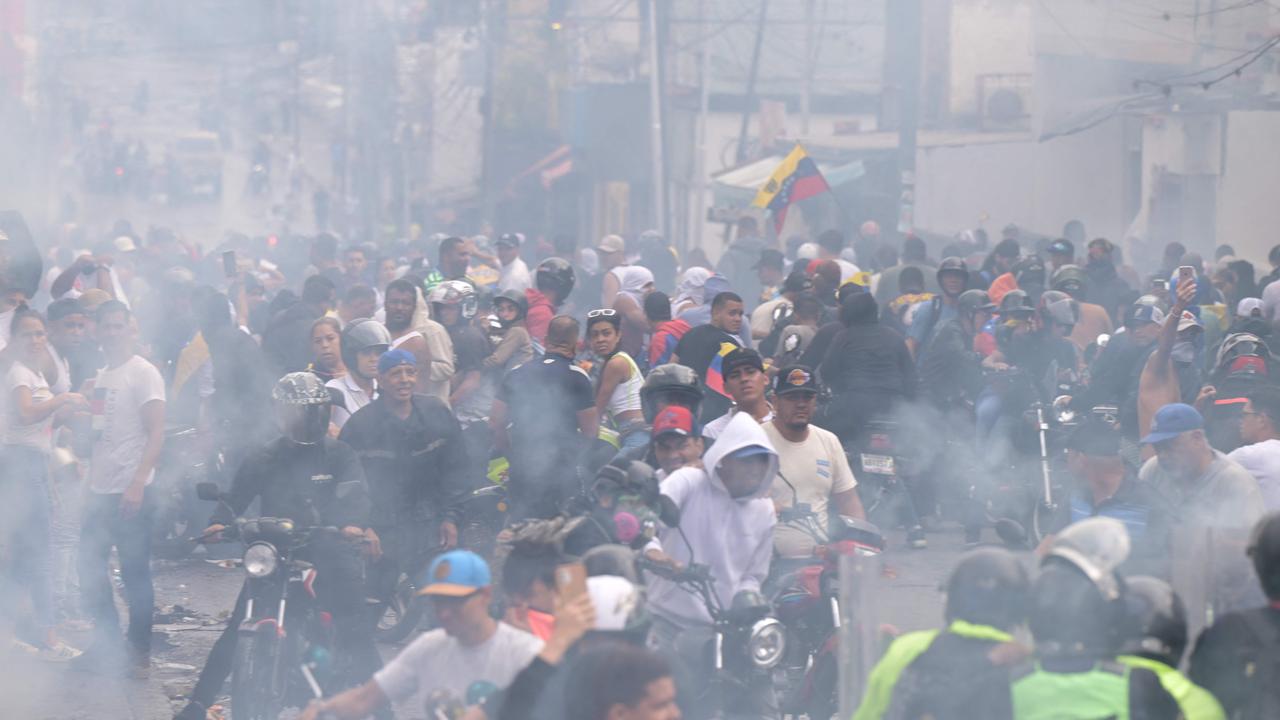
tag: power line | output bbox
[1135,34,1280,90]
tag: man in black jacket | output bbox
[920,290,994,411]
[176,372,375,720]
[817,291,917,446]
[338,349,468,610]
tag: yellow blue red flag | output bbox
[751,144,831,233]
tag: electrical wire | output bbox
[1135,34,1280,89]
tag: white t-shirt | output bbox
[1228,438,1280,511]
[4,361,54,452]
[499,257,533,294]
[702,406,773,442]
[326,373,375,430]
[88,355,166,494]
[375,622,542,710]
[1264,280,1280,328]
[763,422,858,558]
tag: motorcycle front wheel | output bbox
[231,625,286,720]
[374,572,425,644]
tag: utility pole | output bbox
[692,0,712,254]
[735,0,770,164]
[801,0,815,135]
[886,0,921,238]
[646,0,668,238]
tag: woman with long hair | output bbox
[308,316,346,382]
[2,308,87,660]
[586,309,648,452]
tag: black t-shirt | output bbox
[448,324,492,373]
[497,353,595,475]
[1189,606,1280,718]
[673,323,740,381]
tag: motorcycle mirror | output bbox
[195,482,221,502]
[658,494,681,528]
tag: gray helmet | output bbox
[427,279,478,321]
[936,256,969,292]
[1050,264,1087,294]
[1038,290,1080,329]
[535,257,576,300]
[341,319,392,377]
[273,372,331,445]
[641,363,703,423]
[957,289,996,319]
[1030,518,1132,658]
[998,289,1035,317]
[1046,517,1131,602]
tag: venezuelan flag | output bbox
[704,341,740,398]
[751,144,831,233]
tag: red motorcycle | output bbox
[769,505,884,719]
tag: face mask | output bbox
[1171,341,1196,364]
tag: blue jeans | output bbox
[79,487,155,653]
[1,446,55,632]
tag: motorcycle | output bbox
[769,506,884,720]
[373,484,508,645]
[638,557,787,719]
[195,481,361,720]
[850,418,927,549]
[151,426,223,560]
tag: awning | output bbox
[710,154,865,209]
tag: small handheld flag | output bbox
[751,144,831,233]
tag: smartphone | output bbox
[555,562,588,602]
[1178,265,1195,283]
[222,250,237,278]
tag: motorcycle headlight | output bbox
[1052,395,1075,424]
[243,542,279,578]
[747,618,786,669]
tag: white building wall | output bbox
[1217,111,1280,267]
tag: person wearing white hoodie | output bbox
[644,411,778,718]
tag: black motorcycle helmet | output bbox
[340,318,392,380]
[493,288,529,321]
[273,372,331,445]
[1119,576,1188,667]
[1050,264,1087,298]
[1029,518,1131,658]
[535,257,576,301]
[641,363,703,423]
[998,289,1036,319]
[936,256,969,295]
[1247,511,1280,601]
[957,289,996,319]
[944,547,1030,631]
[1013,255,1047,299]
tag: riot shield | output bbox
[837,550,885,717]
[1171,525,1266,658]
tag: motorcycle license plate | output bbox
[860,453,895,475]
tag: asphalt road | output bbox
[7,521,996,720]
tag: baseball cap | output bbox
[112,235,138,253]
[495,233,521,248]
[1238,297,1264,318]
[773,365,819,396]
[652,405,695,439]
[1065,418,1120,457]
[596,234,625,254]
[1176,309,1202,333]
[377,348,417,374]
[722,348,764,379]
[419,550,491,597]
[78,288,112,313]
[727,445,772,460]
[47,297,87,322]
[1047,238,1074,257]
[1140,403,1204,445]
[1124,304,1166,328]
[782,269,813,294]
[752,248,785,271]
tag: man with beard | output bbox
[383,278,454,403]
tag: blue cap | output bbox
[1125,304,1166,328]
[377,348,417,374]
[419,550,491,597]
[1141,403,1204,444]
[727,444,772,460]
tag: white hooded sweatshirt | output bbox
[646,412,778,627]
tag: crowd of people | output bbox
[0,215,1278,719]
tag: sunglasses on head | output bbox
[587,308,618,318]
